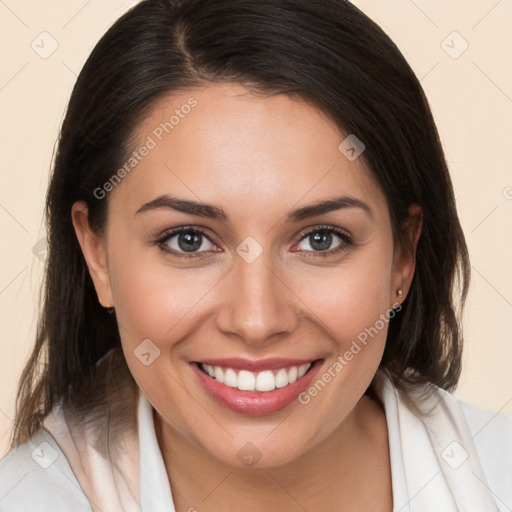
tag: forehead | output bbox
[110,82,387,221]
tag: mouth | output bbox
[197,361,313,392]
[190,358,323,415]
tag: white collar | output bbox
[138,390,176,511]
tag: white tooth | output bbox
[214,366,225,383]
[255,370,276,392]
[208,364,311,392]
[288,366,298,384]
[224,368,238,387]
[298,363,310,378]
[275,368,289,388]
[203,364,214,377]
[238,370,255,391]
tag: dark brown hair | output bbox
[11,0,470,447]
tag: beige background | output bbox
[0,0,511,457]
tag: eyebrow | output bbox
[135,194,373,222]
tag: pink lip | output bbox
[191,359,323,415]
[195,357,315,372]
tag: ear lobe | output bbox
[71,201,113,307]
[391,204,423,304]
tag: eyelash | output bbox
[155,225,353,260]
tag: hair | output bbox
[11,0,470,447]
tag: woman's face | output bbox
[74,82,418,468]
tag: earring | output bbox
[396,289,403,297]
[100,302,115,313]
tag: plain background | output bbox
[0,0,511,457]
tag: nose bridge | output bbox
[216,251,296,344]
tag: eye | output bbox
[294,226,352,256]
[156,225,352,260]
[157,227,219,258]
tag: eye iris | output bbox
[178,232,202,252]
[310,231,332,251]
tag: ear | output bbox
[71,201,114,308]
[390,204,423,307]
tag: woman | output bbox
[1,0,510,510]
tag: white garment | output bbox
[1,371,511,511]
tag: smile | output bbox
[198,362,312,392]
[191,358,323,415]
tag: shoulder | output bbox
[377,371,512,510]
[0,428,92,512]
[457,398,512,507]
[458,397,512,446]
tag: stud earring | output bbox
[100,302,115,313]
[396,289,403,297]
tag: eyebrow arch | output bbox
[135,194,373,222]
[136,195,228,222]
[285,196,373,222]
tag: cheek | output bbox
[288,248,394,412]
[290,248,394,404]
[292,251,394,347]
[106,238,222,377]
[107,250,222,425]
[109,253,220,341]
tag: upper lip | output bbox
[193,357,318,372]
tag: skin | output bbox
[72,82,422,512]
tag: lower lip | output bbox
[191,360,323,415]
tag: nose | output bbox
[215,252,298,346]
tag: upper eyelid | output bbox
[298,225,350,239]
[159,226,216,244]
